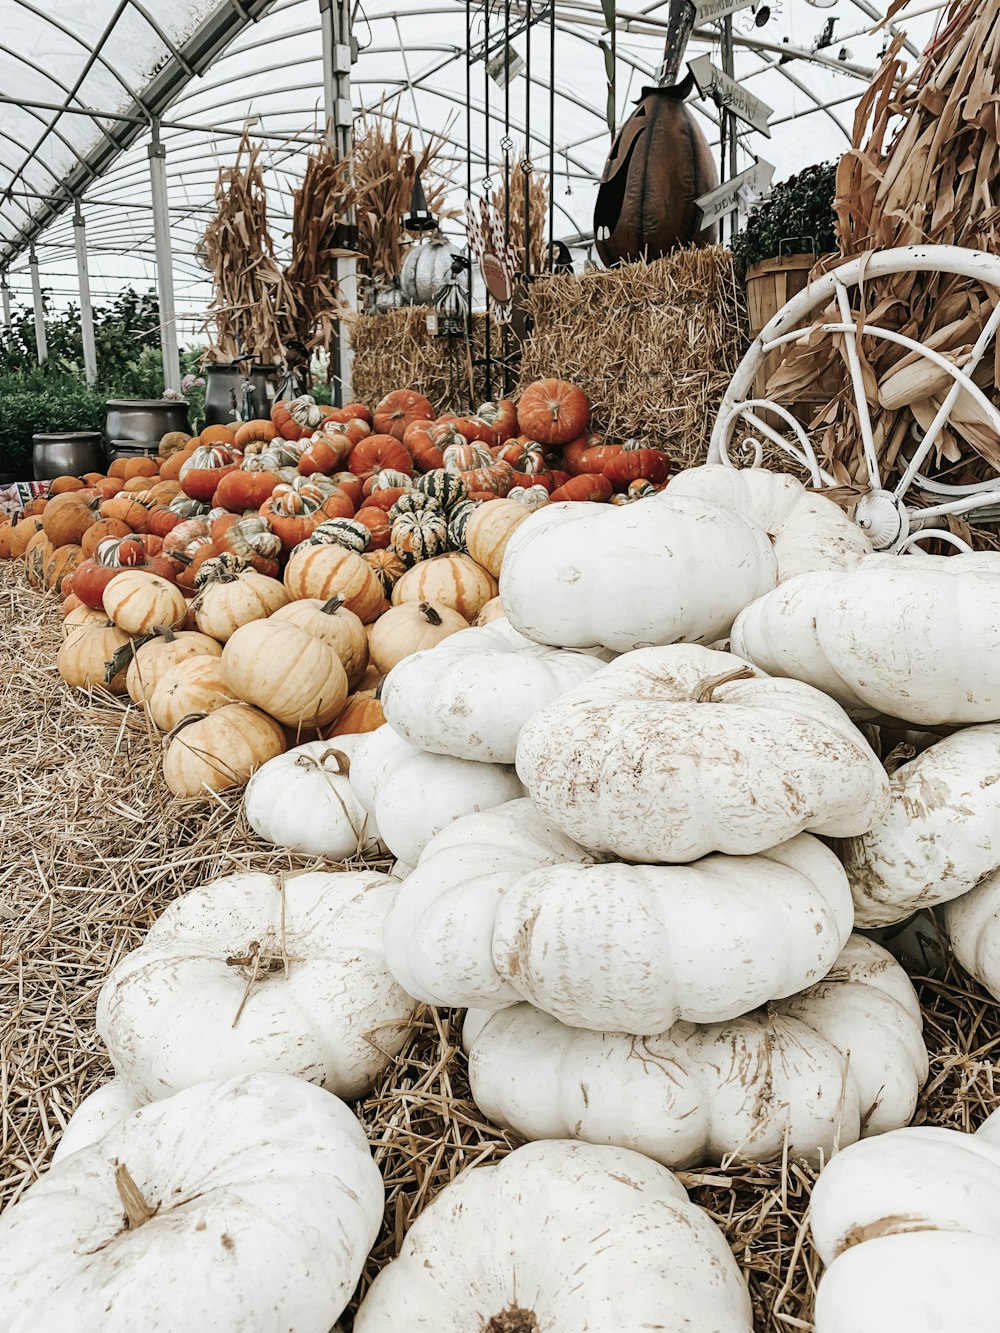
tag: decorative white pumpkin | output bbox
[837,724,1000,927]
[810,1114,1000,1333]
[944,867,1000,999]
[464,935,927,1168]
[51,1079,143,1166]
[96,870,416,1102]
[380,618,610,762]
[498,491,777,651]
[515,644,890,863]
[667,464,872,580]
[384,800,853,1028]
[244,734,382,858]
[353,1140,753,1332]
[730,552,1000,726]
[350,724,525,866]
[0,1073,382,1332]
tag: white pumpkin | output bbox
[730,552,1000,726]
[244,734,382,858]
[96,870,416,1102]
[380,618,610,762]
[836,724,1000,927]
[0,1073,382,1332]
[384,800,853,1028]
[51,1079,143,1166]
[498,491,777,651]
[667,464,872,580]
[944,867,1000,999]
[353,1140,753,1332]
[515,643,889,863]
[464,935,927,1168]
[810,1115,1000,1333]
[350,724,525,866]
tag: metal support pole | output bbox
[28,248,47,364]
[73,202,98,385]
[148,119,181,393]
[1,277,11,338]
[320,0,356,405]
[722,16,738,244]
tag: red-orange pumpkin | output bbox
[517,379,590,445]
[354,506,392,550]
[348,434,414,482]
[549,474,613,503]
[179,445,243,503]
[604,448,671,488]
[577,443,625,474]
[259,484,355,550]
[234,419,277,450]
[373,390,435,441]
[460,461,515,497]
[298,433,353,477]
[213,468,280,512]
[475,398,519,445]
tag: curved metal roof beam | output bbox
[0,41,124,163]
[10,1,151,108]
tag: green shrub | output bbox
[730,163,838,275]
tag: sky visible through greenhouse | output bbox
[0,0,942,341]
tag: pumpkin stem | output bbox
[486,1308,541,1333]
[693,664,755,703]
[294,747,351,776]
[419,601,443,626]
[320,595,346,615]
[115,1161,157,1230]
[884,742,917,777]
[162,711,209,746]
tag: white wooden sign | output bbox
[693,0,755,22]
[688,54,773,136]
[695,158,775,227]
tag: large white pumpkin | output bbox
[730,552,1000,726]
[385,800,853,1029]
[810,1114,1000,1333]
[96,870,416,1101]
[498,491,777,651]
[944,867,1000,999]
[464,935,927,1168]
[0,1073,382,1332]
[244,734,382,858]
[380,617,610,762]
[515,643,890,863]
[836,724,1000,927]
[667,464,872,580]
[350,724,525,866]
[51,1079,143,1166]
[353,1139,753,1332]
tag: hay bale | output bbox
[517,247,749,465]
[348,310,491,412]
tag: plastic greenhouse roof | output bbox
[0,0,944,337]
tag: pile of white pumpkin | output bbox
[7,464,1000,1332]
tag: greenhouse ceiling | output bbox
[1,0,943,339]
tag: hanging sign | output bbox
[695,158,775,227]
[486,45,525,87]
[693,0,755,21]
[688,55,773,136]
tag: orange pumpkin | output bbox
[460,461,515,497]
[259,483,355,551]
[200,424,238,446]
[213,468,280,512]
[49,475,85,495]
[517,378,590,445]
[322,691,386,738]
[158,445,198,483]
[144,507,183,539]
[604,448,671,488]
[373,389,435,441]
[108,456,159,481]
[577,443,625,474]
[298,432,353,477]
[354,506,392,550]
[475,398,519,445]
[179,444,242,503]
[330,472,364,509]
[347,434,413,483]
[234,419,277,450]
[360,486,408,513]
[42,494,98,547]
[562,434,603,475]
[42,543,83,591]
[364,549,408,596]
[3,516,44,557]
[549,473,613,503]
[81,518,133,559]
[22,496,48,516]
[99,496,151,532]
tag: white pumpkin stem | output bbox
[693,665,755,703]
[115,1162,156,1229]
[486,1307,541,1333]
[419,601,443,626]
[883,742,917,777]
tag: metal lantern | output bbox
[400,236,463,305]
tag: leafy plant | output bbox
[729,163,838,274]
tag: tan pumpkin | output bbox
[270,596,369,690]
[163,703,287,798]
[4,516,44,557]
[24,535,55,589]
[57,622,132,694]
[284,545,386,624]
[356,663,383,693]
[125,629,223,705]
[474,596,507,627]
[390,552,498,620]
[103,570,187,635]
[42,542,83,592]
[62,605,111,639]
[322,690,386,738]
[221,619,349,727]
[41,493,97,548]
[465,497,531,578]
[148,655,237,732]
[368,600,470,675]
[194,570,290,642]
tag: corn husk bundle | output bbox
[283,142,358,355]
[491,156,549,276]
[765,0,1000,534]
[352,110,456,289]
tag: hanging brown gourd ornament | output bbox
[594,0,718,266]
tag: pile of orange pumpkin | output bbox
[0,376,672,797]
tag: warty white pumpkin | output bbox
[515,643,890,863]
[809,1113,1000,1333]
[498,491,777,651]
[380,617,610,762]
[96,870,416,1101]
[353,1139,753,1332]
[836,723,1000,926]
[244,734,381,858]
[0,1072,382,1333]
[464,935,927,1168]
[384,800,853,1029]
[730,552,1000,726]
[667,464,872,580]
[350,724,525,866]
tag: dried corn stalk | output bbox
[283,141,357,356]
[491,157,550,276]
